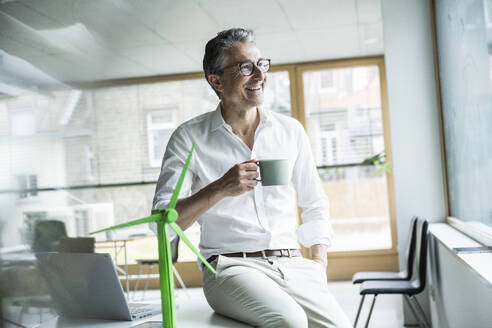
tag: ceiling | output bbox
[0,0,383,90]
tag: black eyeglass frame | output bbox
[216,58,271,76]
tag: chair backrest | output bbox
[32,220,67,252]
[410,217,429,294]
[58,237,95,253]
[403,216,419,279]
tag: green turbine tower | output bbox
[90,143,215,328]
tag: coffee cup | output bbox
[256,159,289,186]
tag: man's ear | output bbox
[208,74,224,95]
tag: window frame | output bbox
[292,57,398,268]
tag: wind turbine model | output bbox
[90,143,215,328]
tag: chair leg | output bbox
[173,265,190,299]
[404,295,430,328]
[133,263,144,300]
[354,294,366,327]
[364,295,378,328]
[172,265,186,290]
[141,264,153,300]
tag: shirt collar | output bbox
[210,102,272,132]
[210,103,226,132]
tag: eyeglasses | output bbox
[219,58,271,76]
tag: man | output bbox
[152,28,352,328]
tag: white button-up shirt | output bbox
[152,104,333,262]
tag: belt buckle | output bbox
[281,249,290,257]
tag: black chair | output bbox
[352,216,418,285]
[58,237,95,253]
[32,220,95,253]
[354,217,429,328]
[31,220,68,253]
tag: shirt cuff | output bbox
[296,219,334,248]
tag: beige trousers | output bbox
[202,255,353,328]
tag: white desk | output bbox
[6,289,251,328]
[36,311,251,328]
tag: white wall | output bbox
[381,0,447,324]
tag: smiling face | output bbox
[208,42,267,110]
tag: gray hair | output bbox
[203,28,255,97]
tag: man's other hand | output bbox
[312,258,327,269]
[311,244,328,269]
[216,159,259,197]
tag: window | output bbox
[16,174,38,199]
[147,109,177,167]
[301,63,393,252]
[263,71,291,116]
[434,0,492,237]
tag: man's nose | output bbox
[251,64,265,81]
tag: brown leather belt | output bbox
[207,249,302,263]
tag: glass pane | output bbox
[263,71,291,116]
[0,78,219,265]
[319,166,391,251]
[435,0,492,228]
[302,65,391,252]
[1,68,296,264]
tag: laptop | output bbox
[36,252,161,321]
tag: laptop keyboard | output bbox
[129,304,154,318]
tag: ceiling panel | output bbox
[255,32,304,64]
[0,1,60,29]
[15,0,83,28]
[150,0,220,43]
[197,0,291,35]
[70,0,166,48]
[117,0,183,30]
[296,26,361,61]
[280,0,357,30]
[119,44,198,75]
[173,39,209,64]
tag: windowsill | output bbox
[430,223,492,285]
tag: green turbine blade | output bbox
[168,143,195,210]
[169,222,216,275]
[89,213,161,235]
